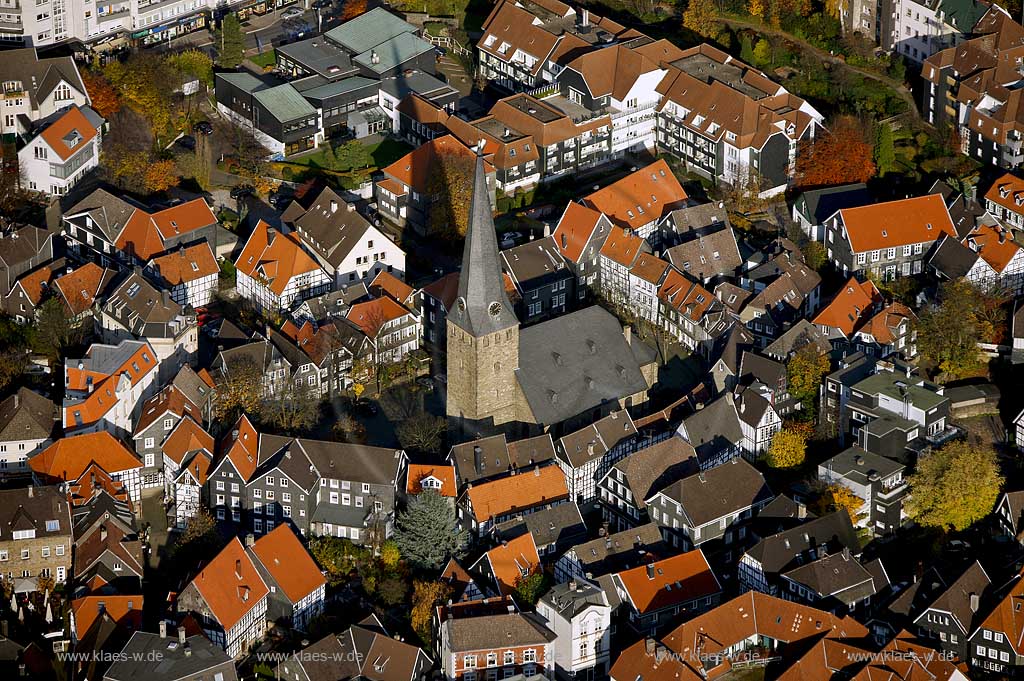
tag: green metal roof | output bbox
[217,71,265,93]
[296,75,378,101]
[852,372,947,411]
[935,0,987,31]
[252,83,317,122]
[354,32,434,74]
[325,7,415,55]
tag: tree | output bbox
[0,143,28,218]
[795,117,876,188]
[380,540,401,570]
[172,510,222,564]
[812,483,866,522]
[906,441,1002,531]
[752,39,772,68]
[103,54,175,139]
[824,0,844,17]
[683,0,718,37]
[427,151,475,238]
[915,278,993,380]
[261,380,320,434]
[748,0,767,20]
[340,0,367,20]
[144,159,180,193]
[310,536,371,585]
[801,241,827,272]
[765,428,806,468]
[397,414,446,454]
[0,350,26,395]
[35,298,84,360]
[333,414,367,444]
[513,569,549,606]
[411,580,451,643]
[167,49,214,88]
[216,14,245,69]
[740,35,755,64]
[874,122,896,176]
[333,140,374,170]
[223,121,270,179]
[393,490,467,570]
[786,343,830,412]
[320,143,338,170]
[378,576,408,606]
[214,357,264,422]
[82,71,121,118]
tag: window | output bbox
[503,651,514,665]
[216,481,225,491]
[20,549,28,560]
[163,418,174,430]
[487,653,498,667]
[253,488,262,499]
[144,437,155,449]
[45,520,59,532]
[266,490,275,500]
[464,656,478,669]
[266,476,275,485]
[523,650,536,663]
[362,483,370,493]
[145,453,154,467]
[342,494,351,506]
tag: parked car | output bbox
[281,6,304,19]
[193,120,214,135]
[230,185,255,200]
[176,135,196,151]
[311,0,331,8]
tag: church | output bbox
[445,157,658,441]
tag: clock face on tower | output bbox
[488,302,502,317]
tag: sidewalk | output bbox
[159,5,315,52]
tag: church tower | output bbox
[446,156,520,438]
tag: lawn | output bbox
[249,49,277,69]
[290,138,412,173]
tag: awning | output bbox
[92,35,128,52]
[13,576,38,594]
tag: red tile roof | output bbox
[346,296,412,338]
[189,537,269,631]
[54,262,113,316]
[235,220,326,296]
[584,160,687,231]
[839,194,956,252]
[382,135,492,194]
[616,551,720,615]
[985,172,1024,215]
[552,202,605,264]
[133,385,201,436]
[218,414,259,481]
[40,105,98,162]
[249,524,325,604]
[115,199,217,262]
[485,532,540,597]
[407,463,457,497]
[370,270,414,305]
[465,465,568,523]
[968,224,1022,273]
[149,242,219,285]
[64,342,158,429]
[162,417,214,465]
[600,225,647,268]
[71,595,142,639]
[31,431,141,481]
[812,277,882,337]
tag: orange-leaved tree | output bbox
[795,116,876,188]
[82,71,121,119]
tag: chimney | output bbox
[159,620,167,638]
[161,289,170,307]
[235,559,242,580]
[644,638,655,656]
[970,592,980,613]
[582,7,590,25]
[100,525,107,541]
[178,627,186,645]
[12,393,18,410]
[330,200,338,214]
[347,203,356,212]
[646,563,655,580]
[183,642,192,657]
[245,533,255,547]
[568,579,577,592]
[26,486,32,498]
[623,324,631,345]
[473,445,484,473]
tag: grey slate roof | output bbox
[278,632,357,681]
[677,394,742,463]
[664,225,742,281]
[217,71,265,93]
[928,233,978,280]
[495,502,587,550]
[171,365,214,411]
[285,187,373,269]
[103,272,189,337]
[449,433,556,485]
[796,183,871,224]
[276,37,357,79]
[379,70,458,102]
[65,188,140,243]
[538,580,609,620]
[821,446,904,486]
[448,156,518,338]
[745,510,859,574]
[781,550,880,606]
[565,522,667,576]
[445,612,556,652]
[557,410,635,468]
[324,7,416,55]
[763,319,831,360]
[607,437,697,510]
[103,632,236,681]
[293,75,379,102]
[655,457,772,526]
[919,560,990,631]
[517,306,654,425]
[0,48,86,111]
[0,387,56,443]
[298,438,405,486]
[501,235,572,290]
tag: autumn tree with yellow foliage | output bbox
[765,428,807,468]
[906,441,1002,531]
[411,580,451,644]
[683,0,718,37]
[813,484,866,522]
